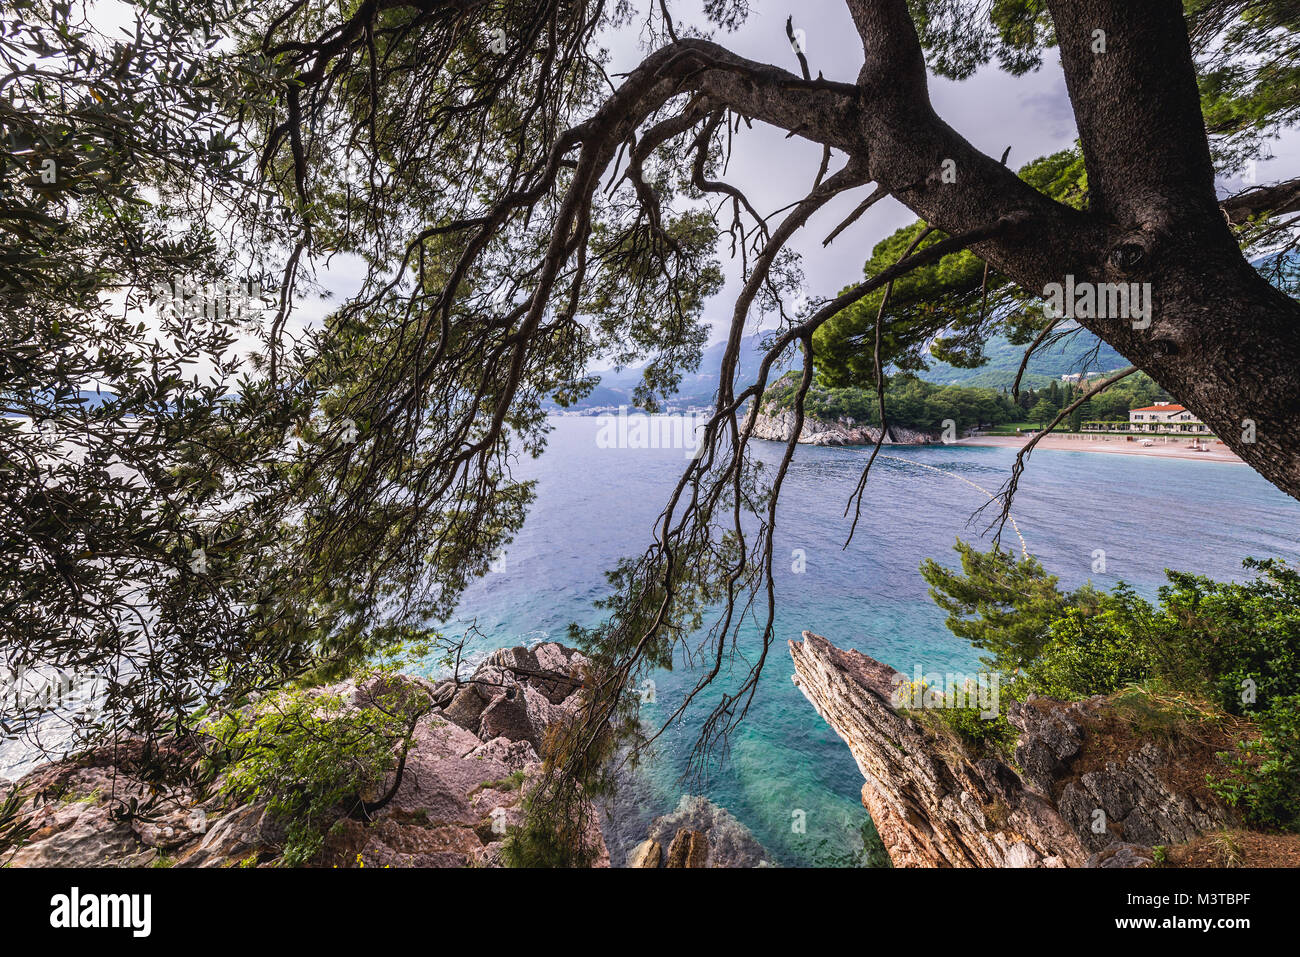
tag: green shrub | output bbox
[500,787,603,868]
[897,677,1018,756]
[206,684,417,866]
[923,549,1300,831]
[1151,559,1300,716]
[930,703,1018,756]
[1210,694,1300,832]
[1018,588,1157,699]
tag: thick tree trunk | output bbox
[837,0,1300,500]
[1118,254,1300,496]
[375,0,1300,501]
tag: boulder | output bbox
[664,828,709,868]
[5,642,607,869]
[627,838,662,868]
[645,794,772,868]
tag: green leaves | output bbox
[924,543,1300,830]
[208,679,422,866]
[911,1,1300,172]
[920,539,1068,668]
[813,151,1086,392]
[763,369,1021,433]
[0,3,303,759]
[908,0,1053,79]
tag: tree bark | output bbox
[657,0,1300,499]
[285,0,1300,499]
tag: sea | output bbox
[422,414,1300,867]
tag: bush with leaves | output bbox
[923,545,1300,829]
[1015,586,1160,699]
[920,540,1070,668]
[204,677,428,866]
[895,677,1018,756]
[1210,694,1300,832]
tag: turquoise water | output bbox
[426,416,1300,866]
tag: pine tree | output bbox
[920,541,1069,668]
[1030,398,1057,427]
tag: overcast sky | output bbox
[94,1,1300,353]
[595,0,1300,346]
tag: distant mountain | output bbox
[916,325,1129,390]
[552,333,791,412]
[917,251,1295,390]
[550,325,1127,412]
[554,259,1295,409]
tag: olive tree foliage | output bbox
[0,0,278,759]
[7,1,1300,826]
[228,0,1300,818]
[0,0,471,767]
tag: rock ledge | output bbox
[789,631,1237,868]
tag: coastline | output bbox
[955,433,1246,464]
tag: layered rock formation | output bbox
[789,632,1237,868]
[628,794,773,868]
[2,642,608,868]
[750,408,935,447]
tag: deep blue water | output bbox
[422,416,1300,867]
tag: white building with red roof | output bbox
[1127,401,1211,434]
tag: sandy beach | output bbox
[956,433,1246,464]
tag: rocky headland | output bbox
[789,631,1244,868]
[750,407,935,447]
[7,633,1267,869]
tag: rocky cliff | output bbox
[789,632,1238,868]
[2,642,608,868]
[750,408,935,446]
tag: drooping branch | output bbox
[244,0,1300,834]
[979,365,1139,541]
[1011,317,1061,400]
[844,224,935,544]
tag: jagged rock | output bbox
[789,631,1238,868]
[645,794,773,868]
[8,797,151,868]
[477,691,538,747]
[1088,842,1155,868]
[429,680,457,709]
[5,642,608,869]
[627,838,662,868]
[465,737,538,772]
[750,408,935,447]
[176,801,278,867]
[442,685,490,734]
[5,760,205,867]
[664,828,710,867]
[1010,695,1089,792]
